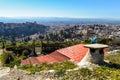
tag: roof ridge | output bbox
[56,50,71,59]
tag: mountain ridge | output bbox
[0,17,120,24]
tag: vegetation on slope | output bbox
[0,48,120,79]
[19,61,77,74]
[16,52,120,80]
[61,53,120,80]
[105,52,120,65]
[61,66,120,80]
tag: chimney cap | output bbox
[84,44,108,49]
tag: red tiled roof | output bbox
[36,51,70,63]
[21,52,70,65]
[21,44,108,65]
[21,57,39,65]
[56,44,89,62]
[21,44,89,65]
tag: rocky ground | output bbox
[0,65,95,80]
[0,67,57,80]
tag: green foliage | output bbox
[60,53,120,80]
[55,68,66,77]
[6,44,31,57]
[19,65,41,73]
[42,61,77,70]
[97,38,112,44]
[0,36,6,49]
[35,42,41,47]
[16,42,28,47]
[0,51,25,68]
[104,53,120,69]
[64,41,80,47]
[42,41,80,54]
[62,68,92,80]
[5,43,13,48]
[0,54,4,64]
[1,52,14,65]
[105,53,120,65]
[4,59,20,68]
[0,52,21,68]
[19,64,31,70]
[19,61,77,73]
[78,68,92,77]
[83,40,91,44]
[61,66,120,80]
[93,66,120,80]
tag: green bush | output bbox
[83,40,91,44]
[97,38,112,45]
[78,68,92,77]
[1,52,14,65]
[61,66,120,80]
[19,61,77,73]
[19,64,31,70]
[55,68,66,77]
[61,53,120,80]
[35,42,41,47]
[5,43,12,48]
[105,53,120,64]
[93,66,120,80]
[0,51,24,68]
[4,59,20,68]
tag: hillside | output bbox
[0,22,50,39]
[0,52,120,80]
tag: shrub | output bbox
[19,65,31,70]
[1,52,14,65]
[19,61,77,73]
[4,59,20,68]
[61,53,120,80]
[78,68,92,77]
[105,52,120,65]
[54,68,66,77]
[0,51,25,68]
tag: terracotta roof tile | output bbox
[21,44,89,65]
[36,54,59,63]
[21,44,108,65]
[49,51,70,61]
[57,44,89,62]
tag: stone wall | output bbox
[78,48,104,66]
[89,48,104,64]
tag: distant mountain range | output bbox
[0,17,120,24]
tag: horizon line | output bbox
[0,16,120,20]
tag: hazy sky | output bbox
[0,0,120,19]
